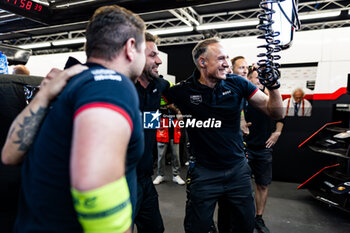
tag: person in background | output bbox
[231,56,251,136]
[231,55,249,79]
[12,65,30,75]
[153,101,186,185]
[283,88,312,116]
[2,5,146,233]
[244,66,284,233]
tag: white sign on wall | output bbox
[279,66,317,95]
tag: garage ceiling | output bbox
[1,0,350,55]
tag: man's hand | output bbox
[240,118,252,137]
[265,131,281,148]
[39,64,88,102]
[1,64,87,165]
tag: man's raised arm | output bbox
[248,88,284,120]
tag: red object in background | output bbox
[298,121,342,148]
[282,87,347,100]
[297,163,340,189]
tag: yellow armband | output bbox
[71,176,132,233]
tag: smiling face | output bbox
[142,41,162,81]
[232,58,248,78]
[201,42,230,80]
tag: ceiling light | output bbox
[55,0,98,8]
[148,26,193,35]
[52,37,86,46]
[18,42,51,49]
[197,20,258,31]
[0,13,15,19]
[299,10,341,20]
[31,0,49,6]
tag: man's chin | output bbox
[150,73,160,79]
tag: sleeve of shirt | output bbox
[162,78,171,91]
[71,72,139,131]
[244,79,258,100]
[162,85,178,105]
[229,74,258,100]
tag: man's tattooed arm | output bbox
[2,95,50,165]
[13,107,48,151]
[1,64,87,165]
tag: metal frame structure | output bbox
[1,0,350,54]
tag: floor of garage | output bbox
[151,166,350,233]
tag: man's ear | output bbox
[125,38,136,62]
[199,58,206,68]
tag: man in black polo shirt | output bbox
[163,37,284,233]
[134,32,169,233]
[2,6,146,233]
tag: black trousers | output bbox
[134,176,164,233]
[184,158,255,233]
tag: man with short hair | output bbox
[231,55,249,79]
[133,32,168,233]
[231,56,251,136]
[163,37,284,233]
[2,5,146,233]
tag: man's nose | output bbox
[223,60,229,67]
[156,56,162,65]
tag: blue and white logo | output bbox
[143,110,161,129]
[0,52,9,74]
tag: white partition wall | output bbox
[26,50,171,80]
[221,27,350,95]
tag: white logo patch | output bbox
[222,90,231,95]
[92,69,122,81]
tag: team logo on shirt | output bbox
[190,95,202,105]
[222,90,232,95]
[143,110,161,129]
[92,69,122,81]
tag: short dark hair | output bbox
[231,56,245,68]
[192,37,220,68]
[145,32,159,44]
[85,5,145,60]
[248,65,258,77]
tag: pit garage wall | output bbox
[25,50,175,83]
